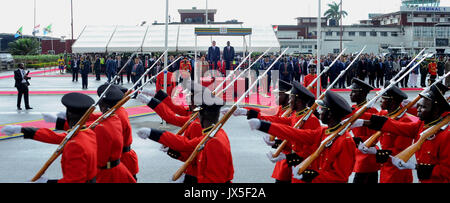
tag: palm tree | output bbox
[324,1,348,26]
[8,38,41,55]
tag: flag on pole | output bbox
[14,26,23,38]
[272,25,278,32]
[32,24,40,36]
[43,24,52,35]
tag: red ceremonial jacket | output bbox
[377,109,414,183]
[252,108,313,182]
[151,126,234,183]
[350,102,381,173]
[379,112,450,183]
[150,97,203,178]
[88,115,136,183]
[30,128,98,183]
[262,122,356,183]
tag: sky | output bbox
[2,0,450,39]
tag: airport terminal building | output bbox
[275,5,450,55]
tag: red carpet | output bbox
[0,68,59,80]
[0,90,97,95]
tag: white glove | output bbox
[33,177,48,183]
[220,107,231,115]
[56,111,66,120]
[233,108,248,116]
[262,134,275,146]
[160,145,169,152]
[266,151,286,163]
[351,119,365,129]
[1,125,22,135]
[391,155,416,170]
[292,165,303,180]
[357,142,377,154]
[137,128,151,139]
[248,118,261,131]
[401,99,411,107]
[42,113,57,123]
[136,94,151,105]
[141,88,156,97]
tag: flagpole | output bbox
[33,0,36,37]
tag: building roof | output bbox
[178,8,217,14]
[71,24,280,53]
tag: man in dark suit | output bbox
[106,55,117,83]
[131,57,144,98]
[80,55,91,89]
[223,41,235,71]
[207,41,221,75]
[70,55,80,82]
[14,63,32,110]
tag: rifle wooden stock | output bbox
[395,115,449,162]
[272,85,318,156]
[172,48,289,180]
[31,105,96,182]
[172,105,237,181]
[296,102,371,175]
[364,95,422,147]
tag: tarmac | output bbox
[0,67,425,183]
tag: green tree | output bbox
[324,1,348,26]
[8,38,41,55]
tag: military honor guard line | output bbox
[1,45,449,184]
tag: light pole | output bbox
[71,0,74,41]
[163,0,169,128]
[340,0,343,52]
[316,0,322,97]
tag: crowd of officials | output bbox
[56,45,450,92]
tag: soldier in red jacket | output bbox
[98,84,139,181]
[248,90,356,183]
[236,81,319,183]
[47,85,137,183]
[137,86,204,183]
[1,93,98,183]
[348,78,380,183]
[357,85,414,183]
[364,84,450,183]
[91,85,136,183]
[137,85,234,183]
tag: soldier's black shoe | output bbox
[25,107,33,110]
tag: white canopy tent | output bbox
[107,25,149,53]
[71,24,280,53]
[72,25,117,53]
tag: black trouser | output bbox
[368,74,376,88]
[116,72,123,84]
[127,71,132,83]
[420,72,428,87]
[401,74,409,88]
[95,69,101,80]
[225,60,232,71]
[429,75,437,85]
[376,72,384,88]
[184,175,198,183]
[72,70,79,82]
[275,179,291,183]
[81,74,88,89]
[353,172,378,184]
[16,84,30,108]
